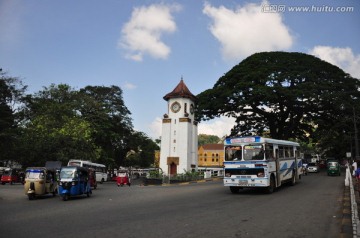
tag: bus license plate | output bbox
[238,180,248,186]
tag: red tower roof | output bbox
[163,79,197,101]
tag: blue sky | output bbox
[1,0,359,140]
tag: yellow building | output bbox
[198,144,224,176]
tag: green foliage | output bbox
[198,134,221,146]
[77,85,134,166]
[168,170,202,182]
[6,82,159,169]
[0,71,27,162]
[148,169,163,178]
[17,84,101,167]
[124,131,160,167]
[196,52,360,153]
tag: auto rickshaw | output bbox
[24,167,57,200]
[116,169,131,187]
[58,166,92,201]
[327,160,341,176]
[1,168,24,185]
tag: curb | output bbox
[344,168,360,238]
[140,177,223,186]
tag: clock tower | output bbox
[160,79,198,176]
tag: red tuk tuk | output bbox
[116,169,131,187]
[1,168,24,185]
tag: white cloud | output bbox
[123,82,137,90]
[202,1,293,61]
[149,117,163,139]
[119,3,181,61]
[198,117,236,138]
[149,116,235,140]
[309,46,360,78]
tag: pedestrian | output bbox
[356,162,360,179]
[352,160,358,177]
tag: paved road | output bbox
[0,170,344,238]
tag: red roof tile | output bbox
[163,79,197,101]
[200,144,223,150]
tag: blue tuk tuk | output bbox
[58,166,92,201]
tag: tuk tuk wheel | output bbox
[86,192,91,197]
[128,183,131,187]
[28,194,35,200]
[62,194,69,201]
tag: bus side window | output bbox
[279,146,284,159]
[265,144,274,160]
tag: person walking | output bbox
[352,160,358,177]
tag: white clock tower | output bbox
[159,79,198,176]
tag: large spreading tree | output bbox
[0,70,27,164]
[17,83,158,168]
[196,52,360,158]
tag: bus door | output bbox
[275,148,280,186]
[295,149,301,180]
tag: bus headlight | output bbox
[257,172,265,177]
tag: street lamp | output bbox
[352,107,360,160]
[341,104,359,161]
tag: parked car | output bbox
[307,163,319,173]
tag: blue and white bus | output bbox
[67,160,108,183]
[223,136,301,194]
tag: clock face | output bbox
[171,101,181,113]
[190,104,194,114]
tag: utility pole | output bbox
[353,107,360,160]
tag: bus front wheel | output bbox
[230,186,240,194]
[266,177,275,194]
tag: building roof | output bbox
[163,79,197,101]
[200,143,223,151]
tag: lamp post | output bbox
[341,104,359,161]
[353,107,360,160]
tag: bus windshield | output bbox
[225,145,264,161]
[225,146,242,161]
[243,145,264,160]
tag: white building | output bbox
[159,79,198,175]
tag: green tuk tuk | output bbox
[327,160,341,176]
